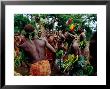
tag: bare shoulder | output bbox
[19,40,27,48]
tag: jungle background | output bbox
[14,14,97,76]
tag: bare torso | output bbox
[33,38,46,61]
[72,40,81,56]
[19,38,46,63]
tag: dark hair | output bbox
[24,24,35,33]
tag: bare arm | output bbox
[44,38,56,53]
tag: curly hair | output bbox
[24,24,35,33]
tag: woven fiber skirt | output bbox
[30,60,51,76]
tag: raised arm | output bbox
[44,38,56,53]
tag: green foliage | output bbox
[14,49,27,69]
[14,55,21,68]
[63,54,78,72]
[14,14,30,33]
[57,14,96,40]
[56,50,64,59]
[79,40,87,49]
[14,14,96,40]
[81,14,97,40]
[83,64,94,76]
[84,25,92,40]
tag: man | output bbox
[79,29,86,42]
[46,33,56,71]
[19,24,55,76]
[67,35,81,56]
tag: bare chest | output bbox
[33,39,45,48]
[20,40,36,53]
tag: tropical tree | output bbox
[14,14,30,34]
